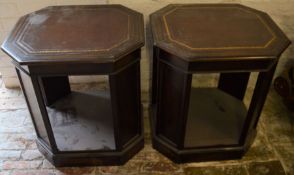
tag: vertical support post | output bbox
[218,72,250,100]
[109,59,142,150]
[151,46,159,105]
[38,76,71,106]
[156,60,192,148]
[240,63,277,144]
[16,68,58,153]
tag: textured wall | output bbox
[0,0,293,91]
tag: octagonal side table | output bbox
[1,5,144,167]
[150,4,291,163]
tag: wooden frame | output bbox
[150,4,291,163]
[15,56,144,166]
[2,5,145,167]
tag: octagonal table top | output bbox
[1,5,144,66]
[150,4,290,62]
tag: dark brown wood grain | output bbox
[1,5,144,66]
[109,60,142,149]
[218,72,250,100]
[150,4,290,62]
[150,3,291,163]
[156,60,191,147]
[39,76,71,106]
[3,5,145,167]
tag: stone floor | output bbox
[0,76,294,175]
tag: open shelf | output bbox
[46,90,115,152]
[184,88,247,148]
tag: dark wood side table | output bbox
[150,4,291,163]
[1,5,144,166]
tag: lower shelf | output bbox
[184,88,247,148]
[46,90,115,151]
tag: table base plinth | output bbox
[36,136,144,167]
[150,105,256,163]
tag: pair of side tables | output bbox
[1,4,290,166]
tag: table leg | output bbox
[218,72,250,100]
[109,61,142,150]
[17,69,57,151]
[151,46,159,105]
[240,64,277,144]
[156,60,192,148]
[38,76,71,106]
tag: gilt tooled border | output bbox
[162,6,276,50]
[14,8,130,55]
